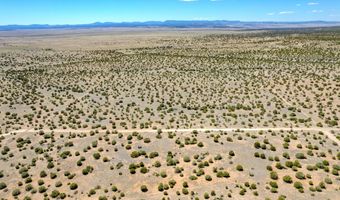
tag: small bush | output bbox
[12,189,21,197]
[38,186,47,193]
[236,165,243,171]
[182,188,189,195]
[0,182,7,190]
[50,190,60,198]
[205,175,212,181]
[270,171,278,180]
[141,185,148,192]
[93,153,101,160]
[325,177,332,184]
[160,171,167,178]
[183,156,191,162]
[295,153,306,159]
[270,181,278,188]
[294,182,303,189]
[112,185,118,192]
[295,172,305,180]
[69,183,78,190]
[55,181,62,187]
[283,175,292,183]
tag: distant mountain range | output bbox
[1,20,340,31]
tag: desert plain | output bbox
[0,27,339,200]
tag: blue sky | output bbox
[0,0,339,25]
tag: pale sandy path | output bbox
[3,127,339,145]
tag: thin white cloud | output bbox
[308,2,319,6]
[180,0,198,2]
[267,13,275,16]
[312,10,323,13]
[279,11,295,15]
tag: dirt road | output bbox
[3,127,339,145]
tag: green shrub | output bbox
[140,185,148,192]
[47,162,54,169]
[319,182,326,189]
[295,153,306,159]
[270,187,277,193]
[144,138,151,143]
[205,175,212,181]
[60,151,71,159]
[40,170,47,178]
[270,171,278,180]
[25,184,33,191]
[0,182,7,190]
[69,183,78,190]
[149,152,159,159]
[183,156,191,162]
[93,152,101,160]
[50,172,57,179]
[331,169,339,176]
[59,193,66,199]
[140,167,148,174]
[50,190,60,198]
[197,142,204,147]
[282,152,290,159]
[295,172,305,180]
[130,151,140,158]
[269,181,278,188]
[169,179,176,188]
[325,177,332,184]
[158,183,164,191]
[98,196,107,200]
[82,166,94,175]
[276,162,284,169]
[254,142,261,149]
[12,189,21,197]
[38,186,47,193]
[294,182,303,189]
[111,185,118,192]
[182,188,189,195]
[283,175,292,183]
[293,160,301,168]
[285,161,293,168]
[182,181,188,188]
[236,165,243,171]
[160,171,167,178]
[216,171,230,178]
[55,181,62,187]
[38,179,44,185]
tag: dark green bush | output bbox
[12,189,21,196]
[295,172,305,180]
[140,185,148,192]
[283,175,292,183]
[0,182,7,190]
[93,152,101,160]
[69,183,78,190]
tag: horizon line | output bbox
[1,19,340,26]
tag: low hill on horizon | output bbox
[1,20,340,31]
